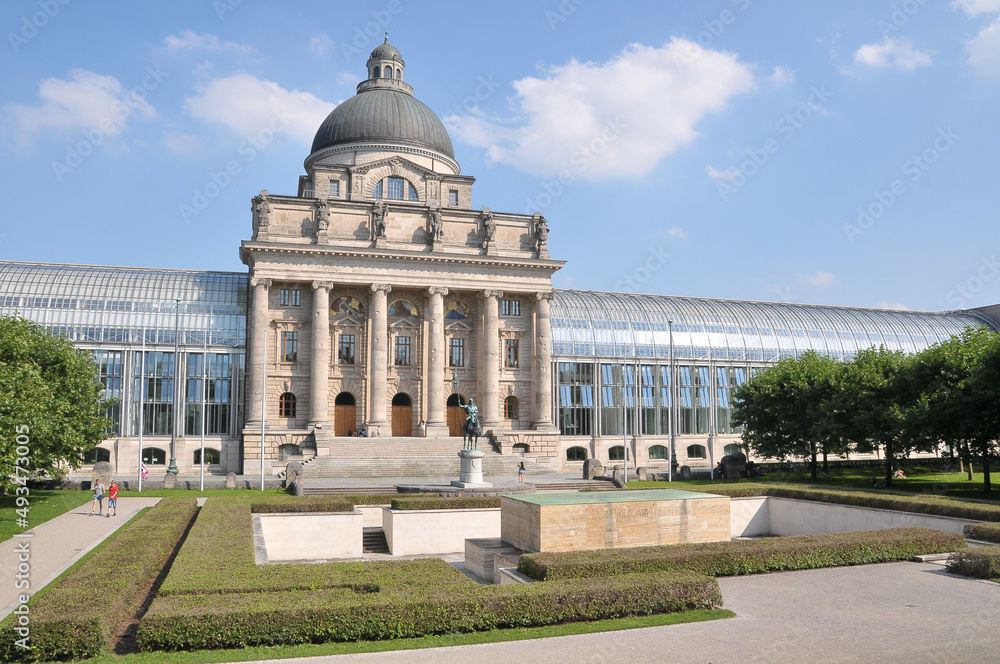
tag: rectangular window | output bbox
[387,176,404,200]
[279,289,289,306]
[449,337,465,367]
[329,180,340,197]
[131,351,175,436]
[338,334,356,364]
[557,362,594,437]
[281,331,298,362]
[395,335,411,366]
[290,289,300,306]
[504,339,519,368]
[448,189,459,206]
[501,299,520,316]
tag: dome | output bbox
[369,40,403,63]
[310,85,454,159]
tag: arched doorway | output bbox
[391,393,413,437]
[446,393,467,437]
[334,392,356,437]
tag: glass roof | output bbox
[551,290,994,362]
[0,262,247,347]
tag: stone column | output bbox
[425,286,449,436]
[481,289,502,429]
[532,292,555,429]
[368,283,391,426]
[309,281,332,430]
[246,277,271,426]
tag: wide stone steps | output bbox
[362,527,390,554]
[320,437,493,458]
[302,454,548,478]
[302,478,617,496]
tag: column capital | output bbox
[427,286,449,296]
[370,283,392,294]
[534,291,554,301]
[483,289,504,300]
[250,277,272,289]
[312,281,334,291]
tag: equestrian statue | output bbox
[459,397,483,450]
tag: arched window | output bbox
[408,182,418,201]
[279,392,296,418]
[371,67,378,79]
[724,444,743,457]
[395,68,401,79]
[372,180,383,199]
[383,65,392,78]
[445,301,471,320]
[649,445,668,460]
[392,393,412,407]
[331,296,364,316]
[83,447,111,464]
[609,445,625,461]
[142,447,166,465]
[566,446,588,461]
[504,395,519,420]
[388,299,418,317]
[278,444,298,461]
[193,448,220,465]
[687,444,707,459]
[335,392,355,406]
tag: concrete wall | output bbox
[730,497,979,537]
[383,507,500,556]
[257,511,362,561]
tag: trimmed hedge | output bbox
[137,569,720,651]
[0,497,197,662]
[946,548,1000,579]
[518,528,966,581]
[964,522,1000,544]
[684,484,1000,522]
[390,496,501,511]
[251,497,356,514]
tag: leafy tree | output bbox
[0,316,111,488]
[965,328,1000,492]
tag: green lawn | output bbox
[75,610,734,664]
[0,489,92,541]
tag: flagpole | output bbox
[260,328,266,491]
[138,330,146,492]
[200,332,207,492]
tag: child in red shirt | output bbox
[107,481,119,517]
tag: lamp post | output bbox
[668,319,675,483]
[167,297,180,476]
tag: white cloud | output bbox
[967,19,1000,75]
[952,0,1000,16]
[804,270,837,287]
[310,33,333,58]
[336,72,358,86]
[666,226,689,239]
[445,39,755,180]
[184,73,336,144]
[876,301,910,311]
[5,69,156,149]
[705,163,739,182]
[162,131,205,156]
[853,38,932,71]
[164,30,253,53]
[769,66,795,87]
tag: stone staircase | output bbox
[301,436,554,479]
[362,527,390,554]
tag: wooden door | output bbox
[392,405,413,437]
[334,404,355,437]
[447,406,464,437]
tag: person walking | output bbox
[140,462,148,480]
[517,461,525,483]
[106,480,119,517]
[90,479,105,515]
[419,420,427,437]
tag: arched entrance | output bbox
[334,392,356,437]
[391,393,413,437]
[446,393,467,437]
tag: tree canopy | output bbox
[0,316,111,484]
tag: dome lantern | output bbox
[366,33,405,83]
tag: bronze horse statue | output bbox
[462,416,482,450]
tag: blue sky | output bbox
[1,0,999,312]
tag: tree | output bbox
[0,316,111,487]
[965,328,1000,492]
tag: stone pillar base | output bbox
[424,423,451,437]
[452,449,492,488]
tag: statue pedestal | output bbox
[451,449,492,489]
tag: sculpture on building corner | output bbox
[253,190,271,232]
[315,198,330,232]
[370,200,388,242]
[427,208,444,244]
[533,212,549,258]
[480,207,496,245]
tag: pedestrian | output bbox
[140,462,148,480]
[419,420,427,437]
[517,461,525,483]
[107,480,118,517]
[90,478,105,515]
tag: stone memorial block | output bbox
[92,461,113,487]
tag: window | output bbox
[83,447,111,464]
[387,176,404,200]
[609,445,625,461]
[724,444,743,456]
[329,180,340,197]
[185,353,233,436]
[504,395,519,420]
[280,331,298,362]
[383,65,392,78]
[649,445,668,460]
[279,289,300,306]
[566,446,588,462]
[193,448,221,465]
[131,351,175,436]
[338,334,356,364]
[557,362,594,437]
[407,182,418,201]
[502,299,520,316]
[687,444,707,459]
[278,444,298,461]
[448,189,458,206]
[93,350,123,435]
[279,392,296,418]
[449,337,465,367]
[394,335,411,366]
[504,339,519,368]
[142,447,166,465]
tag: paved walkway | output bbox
[0,496,161,619]
[248,562,1000,664]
